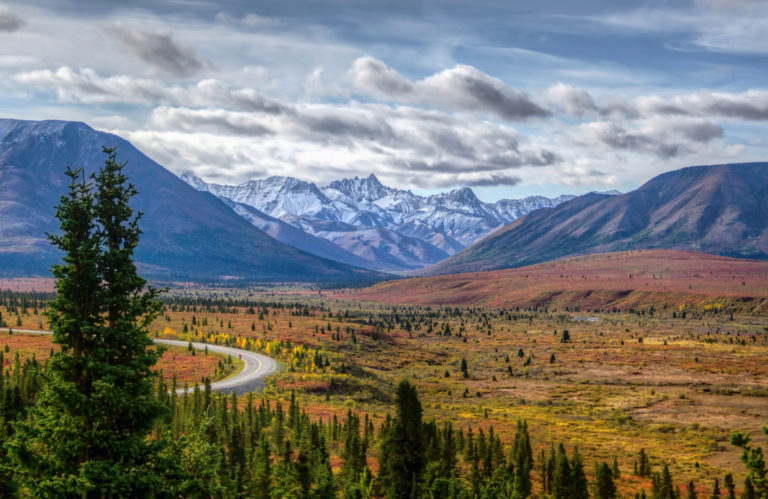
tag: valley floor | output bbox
[3,279,767,497]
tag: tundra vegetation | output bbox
[2,285,767,497]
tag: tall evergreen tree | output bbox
[686,480,698,499]
[570,447,589,499]
[594,461,617,499]
[710,477,721,499]
[511,419,533,498]
[379,380,425,499]
[651,464,677,499]
[723,473,736,499]
[552,443,572,499]
[8,149,166,496]
[638,448,652,477]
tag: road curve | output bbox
[0,328,279,395]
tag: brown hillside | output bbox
[345,250,768,311]
[427,162,768,275]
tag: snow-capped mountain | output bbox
[0,118,379,282]
[181,172,574,272]
[491,195,577,221]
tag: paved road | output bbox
[0,328,279,395]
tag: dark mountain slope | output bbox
[427,162,768,275]
[0,119,379,282]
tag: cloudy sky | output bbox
[1,0,767,200]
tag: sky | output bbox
[1,0,767,201]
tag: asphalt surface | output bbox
[0,328,279,395]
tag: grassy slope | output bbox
[347,250,768,311]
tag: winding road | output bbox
[0,328,279,395]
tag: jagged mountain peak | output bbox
[180,171,207,190]
[183,170,575,271]
[262,175,309,186]
[427,186,486,214]
[446,186,481,204]
[327,172,390,201]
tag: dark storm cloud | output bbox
[111,26,206,77]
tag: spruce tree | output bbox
[710,477,720,499]
[511,419,533,497]
[379,380,425,498]
[8,149,166,496]
[638,448,652,477]
[723,473,736,499]
[570,447,589,499]
[552,443,572,499]
[652,464,677,499]
[594,461,617,499]
[687,480,697,499]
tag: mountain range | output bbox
[0,119,379,282]
[182,172,574,271]
[427,162,768,275]
[3,118,765,284]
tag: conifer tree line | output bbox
[3,361,763,498]
[0,149,766,497]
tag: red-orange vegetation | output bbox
[344,250,768,311]
[0,332,219,384]
[155,348,221,385]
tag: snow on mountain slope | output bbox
[394,220,465,255]
[182,172,574,271]
[182,174,343,221]
[308,224,450,272]
[490,195,577,221]
[220,199,377,271]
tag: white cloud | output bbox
[592,3,768,55]
[635,90,768,120]
[574,117,723,158]
[542,83,768,121]
[349,56,549,121]
[144,101,558,172]
[0,55,36,68]
[546,83,598,117]
[214,12,280,28]
[13,67,290,113]
[15,61,760,192]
